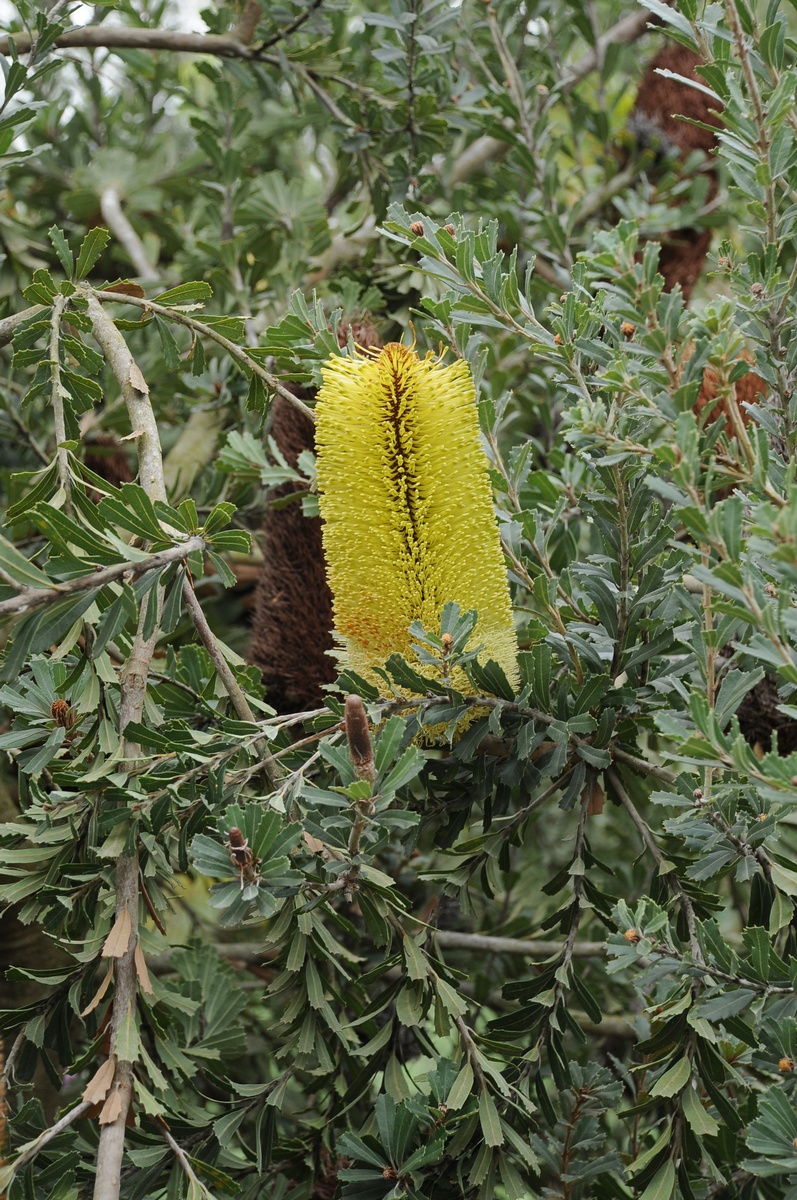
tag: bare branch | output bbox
[0,536,205,618]
[84,292,167,500]
[99,188,159,282]
[434,930,605,958]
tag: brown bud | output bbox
[793,1136,797,1149]
[621,322,635,338]
[693,787,703,802]
[345,695,376,782]
[765,582,777,597]
[751,282,764,295]
[51,699,75,729]
[757,812,768,820]
[441,633,454,651]
[382,1166,398,1180]
[443,223,456,236]
[554,333,563,345]
[409,221,424,237]
[779,1056,795,1073]
[624,928,641,945]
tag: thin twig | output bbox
[1,1100,93,1180]
[87,288,315,423]
[434,930,605,957]
[48,293,71,513]
[607,768,704,966]
[0,537,205,618]
[181,575,282,787]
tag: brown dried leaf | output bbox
[99,1087,123,1126]
[128,362,149,393]
[102,908,132,958]
[82,1056,116,1105]
[303,832,327,855]
[101,281,146,299]
[134,943,154,995]
[81,962,114,1017]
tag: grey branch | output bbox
[0,306,44,350]
[99,188,159,282]
[3,1100,93,1179]
[0,536,206,618]
[434,930,605,958]
[84,291,167,500]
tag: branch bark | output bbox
[0,536,205,618]
[86,295,168,1200]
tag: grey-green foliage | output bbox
[3,0,797,1197]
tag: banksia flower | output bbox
[315,343,519,702]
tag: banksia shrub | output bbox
[315,343,519,698]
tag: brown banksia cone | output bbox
[630,45,722,302]
[83,433,134,497]
[345,694,376,782]
[736,674,797,758]
[248,319,381,713]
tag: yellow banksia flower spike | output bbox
[315,342,520,706]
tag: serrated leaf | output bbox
[75,227,111,280]
[154,281,213,307]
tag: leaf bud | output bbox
[409,221,424,237]
[624,928,641,945]
[345,695,376,782]
[621,322,635,338]
[779,1056,794,1073]
[554,333,563,345]
[441,633,454,652]
[443,223,456,236]
[751,282,763,295]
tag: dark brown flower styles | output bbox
[248,320,381,713]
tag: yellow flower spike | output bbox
[315,343,520,717]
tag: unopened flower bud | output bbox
[621,322,635,338]
[779,1056,794,1073]
[409,221,424,237]
[345,695,376,782]
[441,633,454,652]
[443,223,456,236]
[554,333,563,345]
[624,928,641,945]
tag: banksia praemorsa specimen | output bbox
[315,343,519,700]
[345,695,376,782]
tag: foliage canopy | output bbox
[2,0,797,1198]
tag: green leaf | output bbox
[154,281,213,307]
[402,934,427,981]
[650,1056,691,1098]
[478,1091,503,1147]
[638,1160,675,1200]
[75,227,111,280]
[0,533,51,588]
[48,226,74,277]
[446,1061,474,1110]
[114,999,140,1062]
[682,1084,720,1138]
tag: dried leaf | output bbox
[99,1087,123,1125]
[102,281,146,299]
[134,943,154,995]
[102,908,133,958]
[128,362,149,393]
[303,832,327,855]
[81,961,114,1016]
[82,1056,116,1105]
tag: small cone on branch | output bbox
[248,320,381,713]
